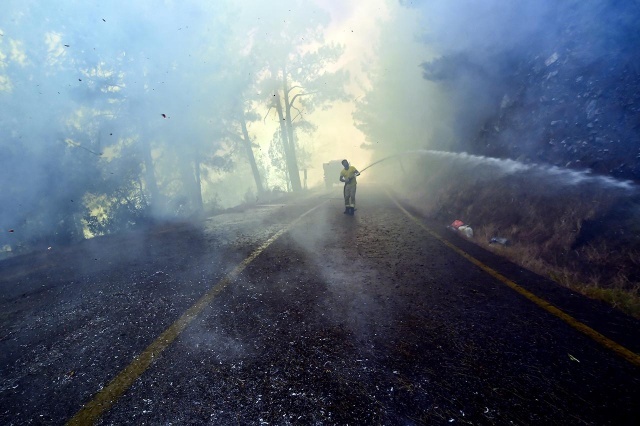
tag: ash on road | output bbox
[1,186,639,425]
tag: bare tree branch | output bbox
[290,91,318,107]
[291,104,304,122]
[64,139,103,156]
[287,85,303,96]
[263,105,275,123]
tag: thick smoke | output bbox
[0,0,351,254]
[5,0,637,257]
[1,1,238,248]
[354,1,640,183]
[410,0,640,179]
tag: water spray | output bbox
[358,149,635,191]
[358,154,400,173]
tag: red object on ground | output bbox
[450,220,464,229]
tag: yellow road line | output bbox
[67,200,328,425]
[387,192,640,368]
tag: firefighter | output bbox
[339,159,360,215]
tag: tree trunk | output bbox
[281,67,303,192]
[141,138,160,208]
[137,176,147,207]
[274,91,302,192]
[239,113,265,195]
[193,153,203,210]
[177,156,202,213]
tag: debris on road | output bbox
[449,220,464,230]
[447,220,474,238]
[458,225,474,239]
[489,237,509,246]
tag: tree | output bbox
[0,0,243,250]
[352,8,447,157]
[258,48,348,191]
[238,110,265,195]
[0,2,113,248]
[228,0,348,192]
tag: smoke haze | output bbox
[2,0,639,254]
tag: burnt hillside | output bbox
[422,1,640,182]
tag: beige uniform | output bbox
[340,166,359,208]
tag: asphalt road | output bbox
[1,186,639,425]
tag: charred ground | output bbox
[1,188,639,425]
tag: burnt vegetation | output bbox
[421,2,640,180]
[408,1,640,317]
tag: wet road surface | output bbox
[1,186,639,425]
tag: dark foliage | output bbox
[421,1,640,182]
